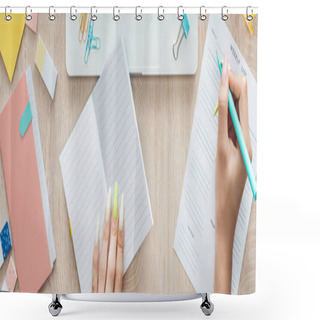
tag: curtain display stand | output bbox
[48,293,214,317]
[0,5,258,318]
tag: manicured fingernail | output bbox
[222,53,228,83]
[95,216,100,246]
[213,101,219,117]
[119,194,124,231]
[113,182,118,219]
[106,187,112,222]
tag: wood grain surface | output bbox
[0,14,257,294]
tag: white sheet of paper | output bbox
[26,66,56,269]
[174,15,257,294]
[60,41,153,293]
[35,36,58,99]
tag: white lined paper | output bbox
[60,41,153,293]
[174,15,257,294]
[60,97,108,293]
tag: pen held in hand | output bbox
[216,52,257,201]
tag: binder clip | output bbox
[84,19,100,64]
[172,14,190,61]
[78,13,89,43]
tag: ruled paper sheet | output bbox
[60,41,153,293]
[60,96,108,293]
[92,42,153,275]
[174,15,257,294]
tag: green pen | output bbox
[216,52,257,201]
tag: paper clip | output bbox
[172,14,190,61]
[78,13,89,43]
[84,19,101,64]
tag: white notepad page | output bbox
[60,41,153,293]
[174,15,257,294]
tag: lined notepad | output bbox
[60,41,153,293]
[174,15,257,294]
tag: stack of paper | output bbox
[60,41,153,293]
[174,15,257,294]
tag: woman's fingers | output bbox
[229,70,252,160]
[98,187,112,293]
[92,216,100,293]
[105,183,119,293]
[114,194,124,293]
[218,53,230,150]
[228,68,243,100]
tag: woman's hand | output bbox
[214,53,252,294]
[92,183,125,293]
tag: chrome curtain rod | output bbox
[0,6,258,15]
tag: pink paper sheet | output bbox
[25,13,38,33]
[0,72,51,292]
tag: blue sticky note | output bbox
[0,221,12,261]
[182,14,190,38]
[19,101,32,137]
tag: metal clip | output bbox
[90,6,97,21]
[246,6,253,21]
[200,6,207,21]
[48,6,56,21]
[70,6,77,21]
[221,6,228,21]
[158,6,164,21]
[25,6,32,21]
[5,6,12,21]
[135,6,142,21]
[177,6,184,21]
[113,6,120,21]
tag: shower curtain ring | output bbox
[221,6,228,21]
[135,6,142,21]
[199,6,207,21]
[70,6,77,21]
[177,6,184,21]
[113,6,120,21]
[5,6,12,21]
[246,6,253,21]
[48,6,56,21]
[157,6,164,21]
[25,6,32,21]
[90,7,97,21]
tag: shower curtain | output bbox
[0,9,257,296]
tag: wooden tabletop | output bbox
[0,14,257,294]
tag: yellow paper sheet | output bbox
[0,14,25,82]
